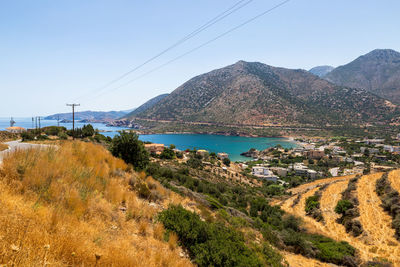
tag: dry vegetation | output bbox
[0,131,19,142]
[0,143,8,151]
[389,169,400,195]
[0,141,193,266]
[283,252,331,267]
[282,172,400,266]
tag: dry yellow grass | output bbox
[356,172,400,265]
[282,173,400,266]
[283,252,331,267]
[0,141,193,267]
[287,174,356,195]
[389,169,400,194]
[0,143,8,151]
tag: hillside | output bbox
[281,171,400,266]
[309,65,334,77]
[45,109,133,122]
[325,49,400,104]
[0,138,368,266]
[123,93,169,119]
[0,141,193,266]
[134,61,400,126]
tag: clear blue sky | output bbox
[1,0,399,117]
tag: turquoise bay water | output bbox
[136,134,295,161]
[0,118,296,161]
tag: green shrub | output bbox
[160,147,175,159]
[58,132,68,140]
[223,157,231,166]
[158,205,267,267]
[110,131,149,170]
[335,200,354,215]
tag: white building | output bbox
[252,166,278,182]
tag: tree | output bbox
[160,147,175,159]
[110,131,149,169]
[82,124,95,137]
[222,157,231,166]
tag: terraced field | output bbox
[283,252,331,267]
[282,172,400,266]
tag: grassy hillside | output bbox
[0,141,192,266]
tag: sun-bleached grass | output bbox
[0,141,193,266]
[0,143,8,151]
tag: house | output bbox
[304,150,325,159]
[360,147,379,154]
[196,149,209,157]
[307,169,317,180]
[6,126,26,133]
[329,167,340,177]
[217,152,229,159]
[364,139,385,145]
[239,163,248,170]
[144,143,165,155]
[270,167,288,177]
[252,166,278,181]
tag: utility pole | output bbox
[67,103,80,139]
[57,115,60,127]
[38,117,41,132]
[32,117,34,129]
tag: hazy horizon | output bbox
[1,0,399,116]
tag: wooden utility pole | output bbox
[66,103,80,139]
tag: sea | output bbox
[0,117,296,161]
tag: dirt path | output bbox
[389,169,400,194]
[283,252,330,267]
[356,172,400,265]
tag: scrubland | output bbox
[0,141,192,266]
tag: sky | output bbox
[1,0,399,117]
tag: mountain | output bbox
[324,49,400,104]
[308,65,334,77]
[133,61,400,126]
[123,94,169,119]
[45,109,133,122]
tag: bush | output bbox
[110,132,149,170]
[21,131,35,141]
[222,158,231,167]
[58,132,68,140]
[187,158,203,169]
[160,147,175,159]
[335,200,354,215]
[158,205,266,267]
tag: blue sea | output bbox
[0,117,296,161]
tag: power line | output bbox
[72,0,255,102]
[90,0,292,101]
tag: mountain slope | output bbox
[45,110,132,122]
[135,61,399,126]
[309,65,334,77]
[124,94,169,119]
[325,49,400,104]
